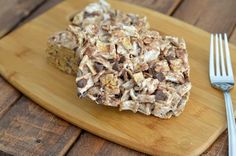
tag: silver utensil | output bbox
[209,33,236,156]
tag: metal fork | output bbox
[209,33,236,156]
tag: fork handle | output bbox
[224,91,236,156]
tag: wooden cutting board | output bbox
[0,0,236,155]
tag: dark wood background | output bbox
[0,0,236,155]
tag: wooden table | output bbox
[0,0,235,155]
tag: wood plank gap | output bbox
[119,0,182,15]
[229,23,236,40]
[21,0,63,25]
[169,0,184,16]
[0,95,22,119]
[0,0,47,38]
[229,28,236,45]
[66,131,147,156]
[64,130,86,156]
[0,77,21,119]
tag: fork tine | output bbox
[210,34,215,77]
[224,33,234,77]
[219,34,226,76]
[215,34,220,76]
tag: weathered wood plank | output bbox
[22,0,63,24]
[0,77,20,118]
[0,150,13,156]
[173,0,236,34]
[67,132,147,156]
[121,0,182,15]
[0,97,80,156]
[0,0,46,38]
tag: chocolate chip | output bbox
[83,12,99,18]
[77,78,87,88]
[114,93,121,98]
[183,71,190,82]
[112,62,120,71]
[159,54,165,60]
[123,71,128,80]
[96,95,103,104]
[166,55,175,61]
[148,68,154,75]
[77,91,87,97]
[155,90,168,101]
[154,72,165,82]
[83,12,90,18]
[119,55,126,63]
[35,139,41,143]
[108,58,115,63]
[94,62,104,72]
[82,39,88,46]
[73,46,79,52]
[69,16,74,22]
[121,70,131,81]
[85,47,93,57]
[77,59,81,65]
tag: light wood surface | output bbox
[0,0,236,155]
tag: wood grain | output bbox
[0,77,20,118]
[173,1,236,155]
[67,132,147,156]
[0,0,236,155]
[0,0,46,38]
[21,0,63,25]
[0,150,12,156]
[121,0,182,15]
[0,0,235,155]
[0,96,80,156]
[173,0,236,34]
[0,1,81,156]
[67,0,183,155]
[201,131,228,156]
[66,1,235,155]
[230,27,236,45]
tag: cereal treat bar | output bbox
[46,0,149,75]
[46,0,191,118]
[75,23,191,118]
